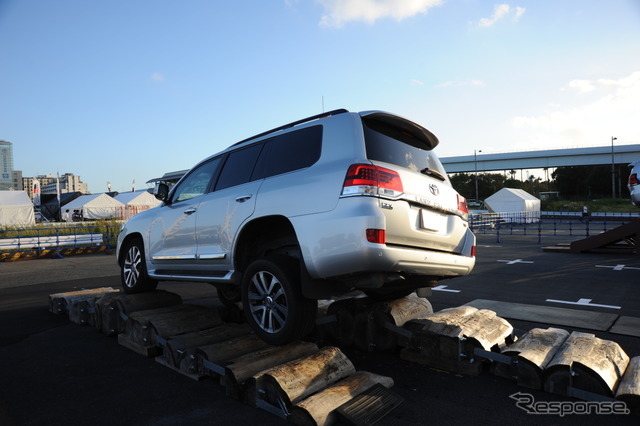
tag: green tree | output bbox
[449,172,508,200]
[449,173,473,199]
[552,165,613,199]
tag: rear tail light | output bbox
[630,173,639,186]
[470,245,476,257]
[457,194,469,214]
[342,164,403,198]
[366,229,386,244]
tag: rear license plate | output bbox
[420,209,447,232]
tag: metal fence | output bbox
[2,211,639,255]
[469,211,640,244]
[0,222,121,254]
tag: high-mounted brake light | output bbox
[342,164,403,198]
[630,173,639,186]
[457,194,469,214]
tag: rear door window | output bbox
[252,125,322,179]
[215,143,264,191]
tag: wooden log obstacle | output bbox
[50,288,404,424]
[50,288,640,422]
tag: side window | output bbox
[171,158,221,203]
[215,143,264,191]
[253,125,322,179]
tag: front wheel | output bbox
[120,238,158,294]
[241,256,317,345]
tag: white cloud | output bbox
[317,0,442,28]
[151,72,165,82]
[436,79,486,88]
[478,4,525,28]
[512,71,640,148]
[565,79,596,93]
[411,79,425,86]
[514,6,525,20]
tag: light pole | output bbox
[474,149,482,202]
[611,136,617,198]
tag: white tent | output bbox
[114,190,161,218]
[0,191,35,226]
[484,188,540,223]
[62,193,125,220]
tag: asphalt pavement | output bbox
[1,235,639,425]
[0,252,120,289]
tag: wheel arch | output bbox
[118,232,145,266]
[233,215,345,299]
[234,215,301,273]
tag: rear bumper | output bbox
[293,198,476,280]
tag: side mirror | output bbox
[153,183,169,202]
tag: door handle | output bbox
[235,194,253,203]
[184,208,197,215]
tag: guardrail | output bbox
[541,210,640,219]
[0,222,121,259]
[0,233,104,251]
[469,211,640,244]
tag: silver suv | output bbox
[629,160,640,207]
[117,109,476,344]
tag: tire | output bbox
[363,288,414,301]
[217,284,242,307]
[241,255,317,345]
[120,238,158,294]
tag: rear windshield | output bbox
[363,118,448,180]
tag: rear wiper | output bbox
[420,167,446,181]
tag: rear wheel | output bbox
[241,255,317,345]
[120,238,158,294]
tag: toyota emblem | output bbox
[429,184,439,196]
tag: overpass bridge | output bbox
[440,144,640,173]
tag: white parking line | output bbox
[546,298,621,310]
[432,285,461,293]
[595,264,640,271]
[497,259,534,265]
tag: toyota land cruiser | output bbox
[117,109,476,345]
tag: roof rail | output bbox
[232,108,349,146]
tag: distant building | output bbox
[41,173,90,195]
[22,173,90,202]
[12,170,24,191]
[23,174,56,200]
[1,139,90,198]
[0,140,14,190]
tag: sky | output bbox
[1,0,639,193]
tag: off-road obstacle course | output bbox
[50,288,640,424]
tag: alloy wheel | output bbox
[246,270,289,334]
[123,245,141,289]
